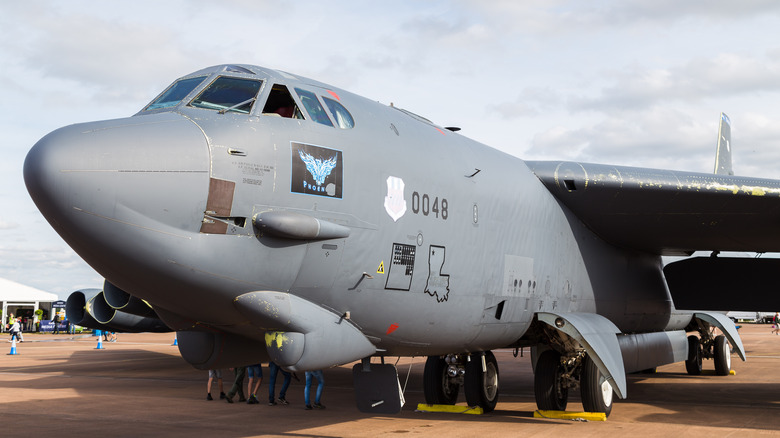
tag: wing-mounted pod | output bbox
[537,312,627,399]
[234,291,376,371]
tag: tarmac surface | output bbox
[1,323,779,437]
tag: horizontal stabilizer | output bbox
[664,257,780,311]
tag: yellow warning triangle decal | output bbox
[377,261,385,274]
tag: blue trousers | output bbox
[304,370,324,405]
[268,362,291,402]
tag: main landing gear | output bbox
[533,350,614,416]
[686,332,731,376]
[423,351,500,412]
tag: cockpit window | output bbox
[295,88,333,127]
[322,97,355,129]
[263,84,303,119]
[190,76,263,114]
[144,76,206,111]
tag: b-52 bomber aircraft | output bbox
[25,64,780,416]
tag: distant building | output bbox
[0,277,58,332]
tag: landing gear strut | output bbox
[685,334,702,375]
[423,355,460,405]
[580,355,613,416]
[533,350,614,416]
[713,335,731,376]
[464,351,499,412]
[533,349,569,411]
[688,325,732,376]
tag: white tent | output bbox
[0,277,58,331]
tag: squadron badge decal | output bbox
[384,176,407,222]
[291,142,343,198]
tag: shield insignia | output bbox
[384,176,407,222]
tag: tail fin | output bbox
[714,112,733,175]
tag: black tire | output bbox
[423,356,459,405]
[580,354,614,416]
[464,351,499,412]
[714,335,731,376]
[533,349,568,411]
[685,335,702,376]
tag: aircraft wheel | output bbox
[423,356,459,405]
[714,335,731,376]
[533,349,568,411]
[685,335,702,375]
[580,354,614,416]
[464,351,499,412]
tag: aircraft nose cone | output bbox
[24,124,80,221]
[24,113,210,254]
[25,122,105,229]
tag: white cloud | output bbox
[569,53,780,113]
[458,0,780,35]
[526,108,715,172]
[0,221,20,230]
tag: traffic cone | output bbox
[8,338,18,355]
[172,334,178,346]
[95,335,104,350]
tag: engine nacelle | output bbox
[91,291,170,332]
[66,288,170,333]
[177,330,268,370]
[66,289,114,331]
[102,280,157,318]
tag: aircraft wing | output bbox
[526,161,780,255]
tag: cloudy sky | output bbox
[2,1,780,297]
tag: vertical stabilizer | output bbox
[714,112,733,175]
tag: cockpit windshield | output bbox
[144,76,206,111]
[295,88,333,127]
[189,76,263,114]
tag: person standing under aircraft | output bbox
[772,312,780,335]
[225,366,247,403]
[304,370,325,410]
[206,369,225,401]
[268,361,292,405]
[246,363,263,404]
